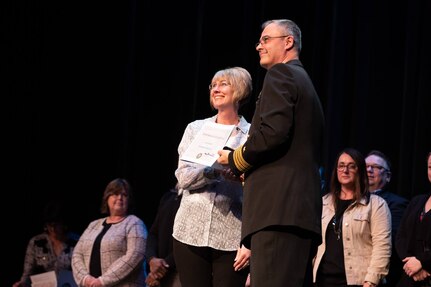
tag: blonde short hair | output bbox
[209,66,252,110]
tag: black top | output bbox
[89,221,112,277]
[316,198,353,287]
[395,193,431,287]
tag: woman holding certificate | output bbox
[173,66,252,287]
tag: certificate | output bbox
[30,271,56,287]
[180,121,235,167]
[30,270,77,287]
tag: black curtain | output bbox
[4,0,430,285]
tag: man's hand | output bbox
[233,245,251,271]
[149,257,169,279]
[217,149,231,165]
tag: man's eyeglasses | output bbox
[337,163,358,172]
[209,81,230,90]
[255,35,290,48]
[366,164,387,172]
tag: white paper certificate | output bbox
[180,121,235,167]
[30,271,56,287]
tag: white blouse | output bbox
[173,115,250,251]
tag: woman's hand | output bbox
[12,280,25,287]
[412,269,430,281]
[403,256,422,277]
[145,272,161,286]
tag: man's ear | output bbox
[285,35,295,51]
[386,171,392,183]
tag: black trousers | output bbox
[249,226,317,287]
[173,239,248,287]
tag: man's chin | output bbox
[260,60,270,69]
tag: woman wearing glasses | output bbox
[313,148,392,287]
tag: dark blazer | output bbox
[395,192,431,287]
[146,190,181,270]
[230,60,324,246]
[374,189,409,286]
[374,189,409,238]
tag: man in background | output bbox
[366,150,409,286]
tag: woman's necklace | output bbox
[332,216,342,240]
[332,197,354,240]
[107,215,127,224]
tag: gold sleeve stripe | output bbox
[233,145,252,173]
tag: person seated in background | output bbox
[366,150,409,286]
[72,178,148,287]
[313,148,392,287]
[145,185,182,287]
[12,199,78,287]
[395,152,431,287]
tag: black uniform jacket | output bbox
[229,60,325,247]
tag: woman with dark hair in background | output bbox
[72,178,148,287]
[313,148,392,287]
[395,152,431,287]
[13,200,78,287]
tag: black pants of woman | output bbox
[173,239,248,287]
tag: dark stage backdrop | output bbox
[4,0,430,285]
